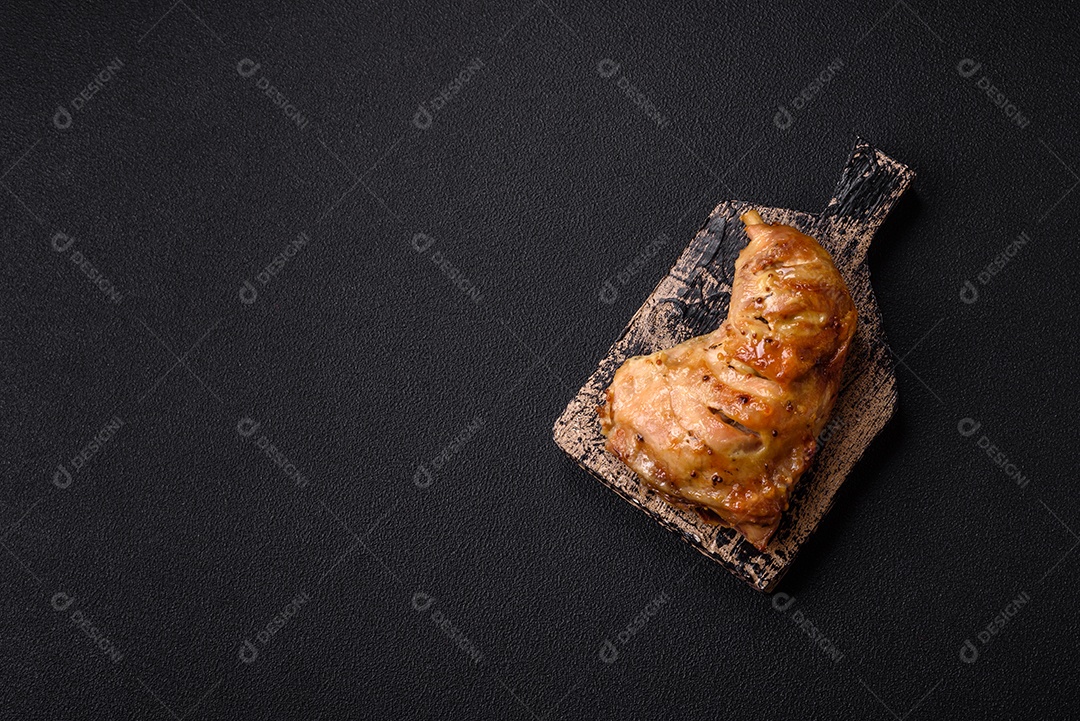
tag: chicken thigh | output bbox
[598,210,857,550]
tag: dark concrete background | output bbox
[3,1,1078,718]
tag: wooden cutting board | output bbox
[552,138,914,591]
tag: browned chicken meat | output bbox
[598,210,857,550]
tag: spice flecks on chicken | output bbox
[598,210,857,550]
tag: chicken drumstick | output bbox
[598,210,857,550]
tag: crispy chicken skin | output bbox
[598,211,857,550]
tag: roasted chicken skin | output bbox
[598,210,857,550]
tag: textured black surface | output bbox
[3,1,1079,719]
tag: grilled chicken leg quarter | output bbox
[598,210,857,550]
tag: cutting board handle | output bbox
[818,138,915,265]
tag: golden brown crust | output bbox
[598,215,856,550]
